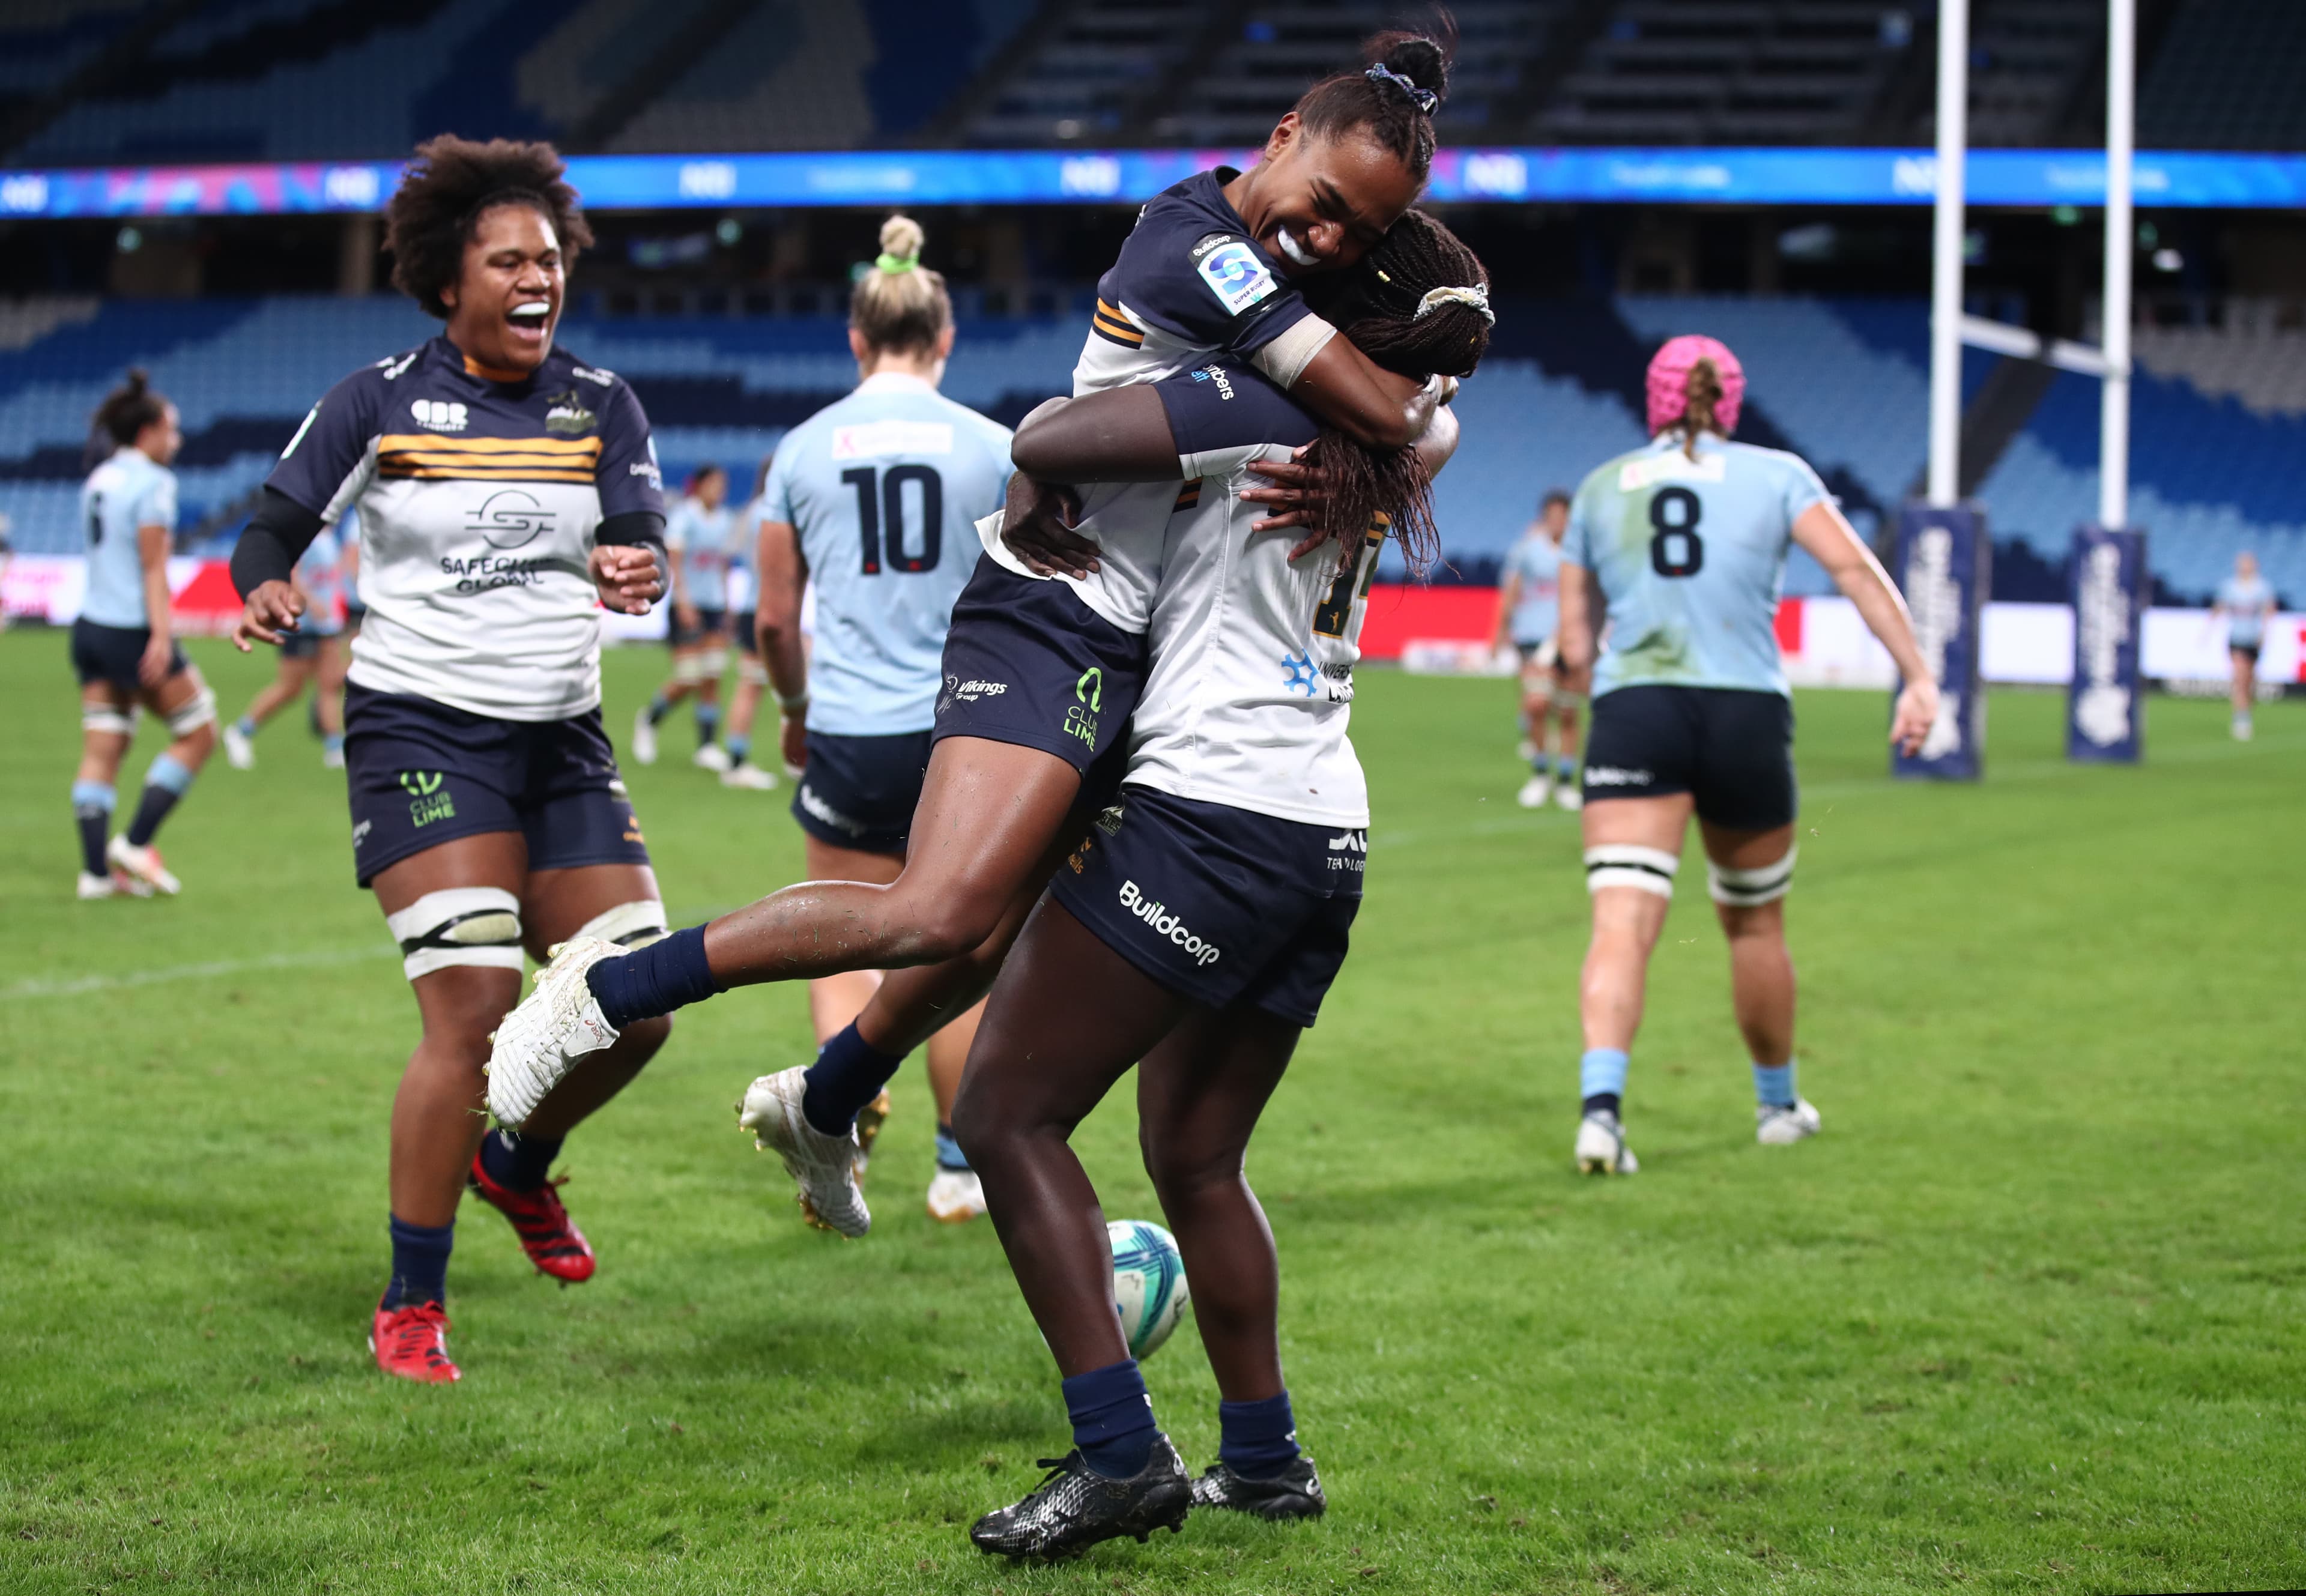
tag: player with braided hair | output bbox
[1558,335,1940,1176]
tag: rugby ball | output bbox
[1109,1219,1190,1359]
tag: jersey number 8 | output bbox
[1648,486,1704,578]
[840,464,942,575]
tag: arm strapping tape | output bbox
[1251,313,1338,390]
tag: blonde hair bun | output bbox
[878,214,924,268]
[853,213,950,356]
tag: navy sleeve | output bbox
[1102,186,1313,357]
[594,375,667,521]
[266,364,383,516]
[1153,361,1320,458]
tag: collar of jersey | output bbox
[857,372,936,394]
[443,337,537,385]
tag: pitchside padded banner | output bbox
[2068,526,2148,764]
[1892,504,1990,782]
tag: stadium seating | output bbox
[2138,0,2306,152]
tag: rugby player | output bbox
[2212,551,2275,741]
[634,464,737,771]
[1492,488,1581,809]
[716,457,779,789]
[748,216,1014,1223]
[229,136,672,1383]
[483,22,1469,1204]
[69,369,216,899]
[222,519,350,771]
[1560,335,1938,1175]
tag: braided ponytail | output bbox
[1679,358,1723,461]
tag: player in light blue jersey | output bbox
[716,460,782,788]
[221,521,350,772]
[634,465,737,770]
[1559,336,1938,1174]
[1492,488,1583,809]
[67,369,217,899]
[749,216,1015,1223]
[2212,551,2277,740]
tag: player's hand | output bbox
[779,712,808,774]
[232,579,302,651]
[1890,677,1940,756]
[138,632,175,688]
[1002,476,1095,577]
[1241,446,1345,559]
[592,545,662,615]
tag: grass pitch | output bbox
[2,629,2300,1595]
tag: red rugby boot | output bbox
[467,1151,598,1284]
[371,1301,459,1383]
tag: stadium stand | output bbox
[2138,0,2306,152]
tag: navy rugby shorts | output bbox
[342,683,652,887]
[71,618,188,691]
[790,729,933,857]
[670,606,728,647]
[1581,684,1796,831]
[731,610,758,656]
[932,554,1146,777]
[1050,784,1364,1027]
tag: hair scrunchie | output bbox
[875,251,919,274]
[1364,62,1438,116]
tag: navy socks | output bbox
[71,781,113,875]
[125,753,195,848]
[695,704,721,747]
[586,925,721,1029]
[1064,1358,1157,1479]
[1218,1391,1301,1479]
[383,1215,452,1310]
[799,1021,906,1137]
[479,1127,562,1192]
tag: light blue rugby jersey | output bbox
[758,372,1012,735]
[2219,574,2274,644]
[667,497,738,611]
[79,446,178,628]
[1566,432,1829,699]
[1503,527,1564,644]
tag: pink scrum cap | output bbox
[1645,334,1745,437]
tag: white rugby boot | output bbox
[719,763,778,790]
[1554,782,1584,811]
[1575,1108,1639,1174]
[222,721,256,769]
[631,707,659,766]
[77,871,124,899]
[926,1167,987,1224]
[320,744,345,770]
[737,1067,870,1237]
[107,835,180,896]
[1755,1098,1822,1146]
[1516,773,1552,809]
[485,937,623,1129]
[692,743,733,773]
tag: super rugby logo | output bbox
[1118,881,1221,967]
[1191,233,1277,317]
[465,489,555,550]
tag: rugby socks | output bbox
[645,692,673,727]
[1580,1047,1630,1119]
[71,781,114,876]
[934,1122,972,1173]
[585,924,722,1027]
[382,1214,452,1310]
[232,714,259,741]
[799,1021,906,1136]
[1555,755,1579,783]
[1753,1060,1797,1110]
[124,753,196,848]
[1063,1358,1157,1479]
[322,732,345,760]
[695,704,721,748]
[725,732,752,767]
[1218,1391,1301,1480]
[479,1127,563,1192]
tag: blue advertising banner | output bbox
[1892,504,1990,782]
[2068,526,2147,763]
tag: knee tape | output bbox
[1708,844,1797,908]
[1585,844,1680,899]
[386,887,524,981]
[82,704,136,736]
[697,647,730,679]
[571,898,670,949]
[739,657,770,687]
[166,685,217,737]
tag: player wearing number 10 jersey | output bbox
[1557,336,1939,1177]
[750,216,1013,1223]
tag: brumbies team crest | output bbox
[543,389,597,435]
[1191,234,1277,316]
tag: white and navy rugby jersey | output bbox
[1566,433,1829,700]
[981,169,1322,636]
[79,446,177,629]
[760,372,1012,735]
[267,335,665,721]
[1126,360,1385,830]
[665,494,737,611]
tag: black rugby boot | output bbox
[969,1432,1191,1559]
[1190,1454,1327,1520]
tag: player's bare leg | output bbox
[1573,791,1690,1172]
[1700,820,1815,1145]
[106,667,216,895]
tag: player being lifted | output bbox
[483,20,1465,1220]
[222,518,351,771]
[231,136,671,1383]
[1493,487,1581,809]
[749,215,1014,1222]
[68,369,216,898]
[1560,336,1937,1175]
[634,464,737,772]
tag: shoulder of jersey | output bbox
[548,345,629,396]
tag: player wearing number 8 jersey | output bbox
[1558,335,1940,1175]
[749,215,1014,1222]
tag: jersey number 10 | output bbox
[840,465,943,575]
[1648,486,1704,578]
